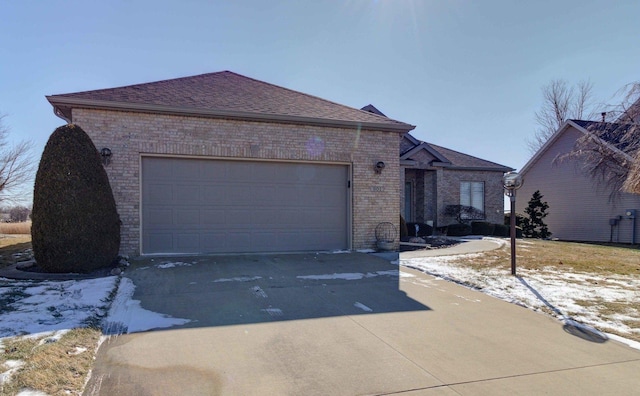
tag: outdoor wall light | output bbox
[100,148,112,166]
[374,161,386,174]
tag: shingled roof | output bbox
[401,134,512,172]
[47,71,414,133]
[570,120,639,153]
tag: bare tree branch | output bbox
[528,79,595,154]
[0,114,35,204]
[556,82,640,200]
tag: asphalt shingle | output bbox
[47,71,413,131]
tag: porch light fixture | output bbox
[100,148,112,166]
[503,171,523,276]
[374,161,385,174]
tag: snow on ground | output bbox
[297,270,399,281]
[401,253,640,347]
[102,277,190,334]
[0,276,119,338]
[0,272,190,339]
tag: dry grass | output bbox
[0,222,31,235]
[0,328,102,396]
[445,238,640,341]
[0,230,102,395]
[0,234,32,269]
[455,239,640,276]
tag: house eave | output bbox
[444,166,514,172]
[46,96,416,133]
[520,119,635,175]
[400,159,418,167]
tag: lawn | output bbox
[401,238,640,343]
[0,230,114,396]
[0,222,32,269]
[452,239,640,276]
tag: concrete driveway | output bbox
[85,252,640,395]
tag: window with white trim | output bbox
[460,181,484,219]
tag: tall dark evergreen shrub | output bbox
[32,124,120,273]
[521,190,551,239]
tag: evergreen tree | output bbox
[521,190,551,238]
[32,124,120,273]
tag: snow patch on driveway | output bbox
[354,302,373,312]
[102,278,190,334]
[297,270,399,281]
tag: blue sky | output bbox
[1,0,639,204]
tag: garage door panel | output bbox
[145,233,173,252]
[226,162,255,181]
[177,234,200,249]
[175,209,200,226]
[201,210,227,225]
[226,185,256,205]
[252,164,280,180]
[174,161,202,181]
[142,157,348,254]
[251,210,279,225]
[294,165,318,182]
[252,185,279,203]
[224,232,252,250]
[146,208,174,227]
[200,161,228,180]
[202,185,226,202]
[145,184,174,205]
[228,210,253,225]
[321,187,348,207]
[145,158,173,179]
[201,232,228,251]
[176,185,201,204]
[251,232,278,250]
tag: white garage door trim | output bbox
[140,155,352,254]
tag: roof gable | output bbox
[521,119,636,175]
[47,71,414,132]
[401,133,512,171]
[360,104,387,117]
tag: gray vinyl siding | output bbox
[519,127,640,243]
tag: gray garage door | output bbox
[142,157,349,254]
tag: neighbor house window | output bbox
[460,181,484,219]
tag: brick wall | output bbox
[72,109,401,255]
[438,169,505,226]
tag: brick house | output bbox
[399,133,512,230]
[46,71,415,256]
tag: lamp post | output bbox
[503,172,523,276]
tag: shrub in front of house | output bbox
[492,224,510,237]
[504,212,525,227]
[31,124,121,273]
[515,226,523,239]
[406,222,433,237]
[446,223,471,237]
[471,221,495,236]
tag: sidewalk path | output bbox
[401,236,506,259]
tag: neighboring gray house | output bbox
[47,71,415,256]
[519,119,640,243]
[399,133,513,229]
